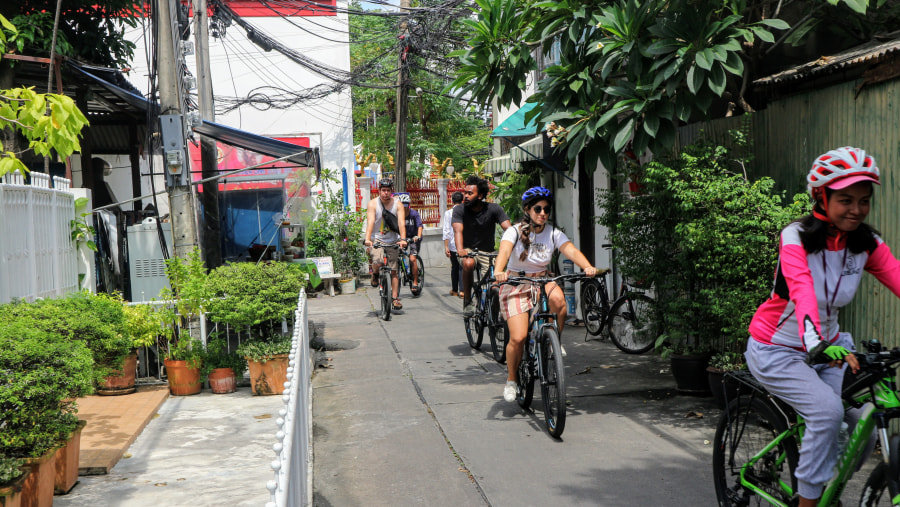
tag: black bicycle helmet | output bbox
[521,186,552,206]
[378,178,394,188]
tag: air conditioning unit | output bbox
[127,218,172,302]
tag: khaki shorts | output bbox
[463,250,496,274]
[371,245,400,271]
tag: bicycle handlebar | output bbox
[460,249,498,259]
[496,273,595,287]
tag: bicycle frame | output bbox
[735,373,900,506]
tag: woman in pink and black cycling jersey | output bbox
[746,146,900,507]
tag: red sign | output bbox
[188,136,310,192]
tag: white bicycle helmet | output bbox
[397,193,411,204]
[807,146,880,197]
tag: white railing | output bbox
[266,289,312,507]
[0,170,78,304]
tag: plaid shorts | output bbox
[498,274,562,320]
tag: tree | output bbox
[350,0,492,177]
[448,0,899,172]
[0,15,89,177]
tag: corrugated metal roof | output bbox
[754,36,900,88]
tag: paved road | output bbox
[310,267,720,506]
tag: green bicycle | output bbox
[712,340,900,506]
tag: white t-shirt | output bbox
[500,224,569,273]
[442,207,457,252]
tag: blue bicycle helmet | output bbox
[521,186,552,206]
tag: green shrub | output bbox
[203,336,246,376]
[598,133,806,357]
[0,320,93,458]
[205,261,305,339]
[0,291,131,380]
[236,334,293,363]
[306,190,367,279]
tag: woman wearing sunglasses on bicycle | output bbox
[494,186,598,403]
[745,147,900,506]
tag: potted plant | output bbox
[0,319,93,507]
[306,189,367,286]
[97,302,160,395]
[157,248,210,396]
[707,351,747,409]
[205,261,305,395]
[0,457,29,507]
[598,131,806,395]
[203,337,246,394]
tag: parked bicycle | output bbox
[398,247,425,297]
[712,339,900,506]
[372,242,400,321]
[580,245,656,354]
[461,250,507,363]
[498,272,592,439]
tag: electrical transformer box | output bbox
[127,218,172,302]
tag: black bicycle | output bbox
[499,272,592,439]
[580,257,655,354]
[372,243,399,321]
[462,250,507,363]
[398,246,425,297]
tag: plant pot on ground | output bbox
[53,420,87,495]
[0,458,29,507]
[203,337,246,394]
[238,335,293,396]
[707,351,747,409]
[20,447,56,507]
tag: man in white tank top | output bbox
[364,178,408,309]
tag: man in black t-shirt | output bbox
[452,175,511,316]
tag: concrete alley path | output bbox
[309,266,719,507]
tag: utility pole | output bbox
[193,0,223,269]
[393,0,411,192]
[157,0,199,259]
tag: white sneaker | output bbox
[503,381,517,402]
[560,345,567,357]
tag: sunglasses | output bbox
[532,205,552,214]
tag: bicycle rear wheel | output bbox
[465,316,483,349]
[580,279,605,336]
[608,294,656,354]
[488,289,507,363]
[860,434,900,506]
[712,396,798,506]
[540,326,566,438]
[380,269,392,321]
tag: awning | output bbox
[193,120,319,169]
[65,60,153,113]
[483,154,512,175]
[510,135,544,163]
[491,102,541,138]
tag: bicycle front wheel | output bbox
[712,396,798,506]
[380,269,392,321]
[860,434,900,506]
[540,326,566,438]
[608,294,656,354]
[411,257,425,296]
[516,342,535,409]
[580,279,605,336]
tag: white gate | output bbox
[0,170,78,304]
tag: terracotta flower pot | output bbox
[164,359,201,396]
[208,368,236,394]
[20,447,56,507]
[0,467,31,507]
[246,354,289,396]
[53,420,87,495]
[96,352,138,395]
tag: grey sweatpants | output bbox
[745,335,854,499]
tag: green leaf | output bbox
[569,80,583,93]
[708,64,726,96]
[687,65,705,95]
[613,118,635,152]
[751,26,775,44]
[643,113,660,137]
[756,19,790,30]
[696,49,714,71]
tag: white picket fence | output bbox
[0,170,79,304]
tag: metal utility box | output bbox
[127,218,172,301]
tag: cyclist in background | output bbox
[443,191,464,297]
[494,186,598,403]
[745,147,900,507]
[398,193,424,293]
[452,175,511,317]
[364,178,408,311]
